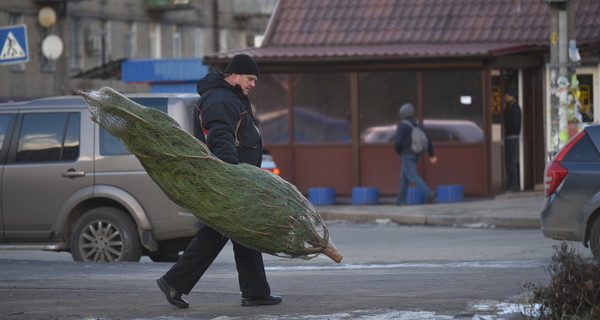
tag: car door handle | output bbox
[62,169,86,178]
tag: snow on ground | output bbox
[130,300,541,320]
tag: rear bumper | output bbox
[540,194,585,242]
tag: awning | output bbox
[71,59,124,80]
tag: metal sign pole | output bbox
[546,0,580,156]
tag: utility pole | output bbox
[546,0,580,156]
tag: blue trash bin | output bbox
[308,187,336,205]
[436,184,464,203]
[406,187,426,205]
[352,187,379,205]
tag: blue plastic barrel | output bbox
[308,187,336,205]
[352,187,379,205]
[436,184,464,203]
[406,187,426,205]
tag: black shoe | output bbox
[157,277,189,309]
[427,192,436,204]
[241,295,283,306]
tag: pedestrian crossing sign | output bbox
[0,24,29,65]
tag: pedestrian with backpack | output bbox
[394,103,438,205]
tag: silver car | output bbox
[540,124,600,258]
[0,94,203,262]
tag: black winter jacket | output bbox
[503,100,522,138]
[194,71,262,167]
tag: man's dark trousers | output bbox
[163,225,271,297]
[505,137,519,191]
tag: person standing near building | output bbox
[394,103,437,205]
[157,54,282,309]
[503,90,522,192]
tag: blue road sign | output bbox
[0,24,29,65]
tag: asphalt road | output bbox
[0,221,591,320]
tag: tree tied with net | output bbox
[79,86,342,263]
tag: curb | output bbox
[319,209,540,228]
[316,192,544,229]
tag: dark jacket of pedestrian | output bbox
[504,99,522,139]
[394,103,435,157]
[194,71,262,167]
[158,54,281,310]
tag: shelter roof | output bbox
[205,0,600,63]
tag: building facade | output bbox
[0,0,276,101]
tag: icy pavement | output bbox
[464,299,541,320]
[128,299,541,320]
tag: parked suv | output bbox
[0,94,205,262]
[541,124,600,258]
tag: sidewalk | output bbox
[316,191,544,228]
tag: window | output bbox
[563,134,600,162]
[69,17,82,71]
[124,22,137,59]
[63,113,80,160]
[0,114,15,159]
[577,74,594,123]
[172,25,182,58]
[358,71,418,143]
[99,128,130,156]
[250,74,290,143]
[292,73,351,143]
[421,70,484,142]
[97,20,111,65]
[219,29,229,52]
[194,27,204,58]
[15,113,80,163]
[149,23,161,59]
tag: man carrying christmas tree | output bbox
[157,54,282,309]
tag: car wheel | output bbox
[590,218,600,259]
[71,207,142,262]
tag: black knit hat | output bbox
[224,54,260,76]
[505,88,518,98]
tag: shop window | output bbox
[358,71,418,143]
[291,73,351,143]
[250,73,292,143]
[422,70,484,142]
[577,74,594,123]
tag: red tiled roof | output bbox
[206,0,600,63]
